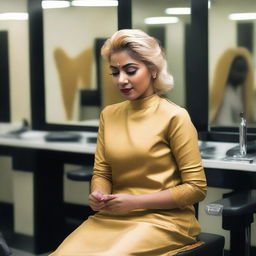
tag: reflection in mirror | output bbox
[43,1,119,126]
[132,0,191,108]
[208,0,256,128]
[0,0,30,124]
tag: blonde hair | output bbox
[209,47,254,123]
[101,29,173,95]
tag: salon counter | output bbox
[0,132,256,253]
[0,131,97,254]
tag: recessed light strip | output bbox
[71,0,118,7]
[165,8,191,15]
[42,0,70,9]
[0,12,28,20]
[229,13,256,20]
[144,17,179,25]
[165,1,211,15]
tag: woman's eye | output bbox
[126,70,137,75]
[110,72,119,77]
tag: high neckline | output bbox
[128,94,160,110]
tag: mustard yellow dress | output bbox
[50,94,207,256]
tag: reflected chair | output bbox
[67,167,225,256]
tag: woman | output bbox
[50,29,207,256]
[209,47,254,126]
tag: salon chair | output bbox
[206,190,256,256]
[67,168,225,256]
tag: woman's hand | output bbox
[88,189,115,211]
[103,194,138,213]
[88,189,106,211]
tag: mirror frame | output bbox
[28,0,131,131]
[0,31,11,122]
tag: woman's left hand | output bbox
[103,194,138,213]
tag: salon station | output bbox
[0,0,256,255]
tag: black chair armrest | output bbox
[205,190,256,216]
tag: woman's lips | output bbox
[120,88,133,94]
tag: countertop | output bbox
[199,141,256,172]
[0,129,255,172]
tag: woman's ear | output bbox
[150,67,158,79]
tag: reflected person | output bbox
[50,29,207,256]
[209,47,254,126]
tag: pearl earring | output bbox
[152,74,157,79]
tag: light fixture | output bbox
[71,0,118,7]
[42,0,70,9]
[165,8,191,15]
[229,13,256,21]
[144,17,179,25]
[165,1,211,15]
[0,12,28,20]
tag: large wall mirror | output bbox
[43,1,120,127]
[208,0,256,129]
[30,0,209,132]
[30,0,194,131]
[29,0,217,133]
[42,0,119,128]
[29,0,126,131]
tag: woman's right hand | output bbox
[88,189,108,211]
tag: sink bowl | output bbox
[226,140,256,158]
[199,140,256,164]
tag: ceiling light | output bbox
[165,8,191,15]
[0,12,28,20]
[229,13,256,20]
[144,17,179,25]
[42,1,70,9]
[71,0,118,7]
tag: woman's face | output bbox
[228,56,248,86]
[109,50,155,101]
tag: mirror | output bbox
[32,0,192,130]
[208,0,256,128]
[43,0,118,127]
[132,0,191,108]
[0,0,30,124]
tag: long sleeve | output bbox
[91,109,112,194]
[168,108,207,208]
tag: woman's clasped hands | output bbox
[88,189,138,213]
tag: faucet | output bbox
[239,112,247,156]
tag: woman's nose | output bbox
[118,72,128,85]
